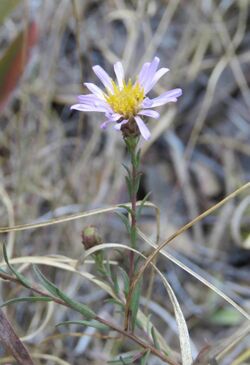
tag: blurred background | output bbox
[0,0,250,364]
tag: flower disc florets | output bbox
[71,57,182,140]
[106,80,144,119]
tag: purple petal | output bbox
[107,112,123,121]
[92,65,113,93]
[77,94,103,104]
[134,116,151,140]
[140,57,160,91]
[138,109,160,119]
[84,82,106,99]
[145,88,182,108]
[71,103,109,112]
[138,62,150,85]
[100,120,113,129]
[144,67,169,94]
[114,62,124,89]
[114,119,128,130]
[141,97,153,108]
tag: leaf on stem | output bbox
[118,267,130,296]
[122,163,131,179]
[137,192,152,220]
[151,326,161,351]
[140,350,151,365]
[116,212,131,234]
[131,278,142,332]
[33,265,95,319]
[56,320,109,331]
[3,243,31,288]
[108,350,143,365]
[1,296,51,308]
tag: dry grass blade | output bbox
[127,183,250,319]
[138,230,250,320]
[0,201,158,233]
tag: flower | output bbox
[71,57,182,140]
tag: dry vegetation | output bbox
[0,0,250,364]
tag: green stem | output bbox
[128,143,137,281]
[124,136,140,331]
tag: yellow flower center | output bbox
[105,79,144,118]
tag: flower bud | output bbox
[81,226,102,250]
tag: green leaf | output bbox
[33,265,95,319]
[125,176,132,197]
[151,326,161,350]
[104,298,124,308]
[118,204,132,215]
[110,267,120,296]
[210,307,242,326]
[3,243,31,288]
[0,0,21,24]
[137,192,152,220]
[134,173,142,195]
[56,320,109,331]
[140,350,150,365]
[122,163,131,179]
[135,149,141,169]
[108,351,140,365]
[131,279,142,331]
[118,267,129,296]
[116,212,130,234]
[130,226,137,248]
[1,296,51,308]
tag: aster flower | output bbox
[71,57,182,140]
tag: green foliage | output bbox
[140,350,151,365]
[33,265,95,319]
[137,192,151,219]
[3,243,31,288]
[56,320,109,331]
[130,279,142,332]
[209,307,242,326]
[108,350,143,365]
[1,296,51,307]
[151,327,161,351]
[118,267,130,296]
[116,212,131,234]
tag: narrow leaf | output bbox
[3,243,31,288]
[140,350,151,365]
[137,192,152,219]
[118,267,129,296]
[56,319,109,331]
[33,265,95,319]
[1,296,51,308]
[151,326,161,350]
[116,212,130,234]
[131,279,142,331]
[122,163,131,179]
[108,351,139,365]
[118,204,132,215]
[110,267,120,296]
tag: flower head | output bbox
[71,57,182,140]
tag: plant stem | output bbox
[129,143,137,277]
[124,136,140,331]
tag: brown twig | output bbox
[0,271,180,365]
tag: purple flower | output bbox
[71,57,182,140]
